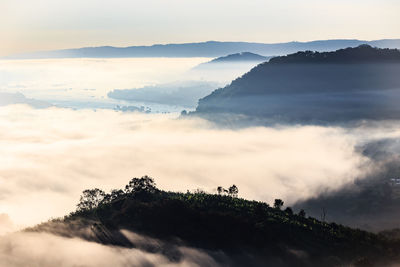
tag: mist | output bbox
[0,104,380,228]
[0,230,221,267]
[2,104,400,265]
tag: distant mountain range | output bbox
[192,45,400,124]
[4,39,400,59]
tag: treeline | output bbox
[75,175,306,217]
[269,45,400,64]
[76,176,157,211]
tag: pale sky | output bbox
[0,0,399,56]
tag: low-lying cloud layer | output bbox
[0,231,220,267]
[0,105,377,227]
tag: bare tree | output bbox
[321,207,326,222]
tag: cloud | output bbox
[0,231,220,267]
[0,92,51,108]
[0,105,372,227]
[0,214,15,236]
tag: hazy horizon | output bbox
[4,38,400,56]
[1,0,399,56]
[2,1,400,266]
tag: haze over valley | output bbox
[1,0,400,265]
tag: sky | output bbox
[1,0,399,56]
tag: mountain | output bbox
[192,52,269,73]
[4,39,400,59]
[193,45,400,124]
[27,176,400,267]
[208,52,268,63]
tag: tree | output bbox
[103,189,125,203]
[284,207,293,215]
[273,199,284,210]
[217,186,224,195]
[298,209,306,218]
[321,207,326,222]
[194,188,206,194]
[125,175,157,194]
[228,185,239,198]
[110,189,125,201]
[77,188,106,211]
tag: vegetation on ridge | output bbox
[269,45,400,64]
[27,175,400,266]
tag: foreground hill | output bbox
[193,45,400,124]
[4,39,400,59]
[29,176,400,267]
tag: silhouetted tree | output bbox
[194,188,206,194]
[102,189,125,203]
[110,189,125,200]
[125,175,157,194]
[274,199,284,210]
[285,207,293,215]
[77,188,106,211]
[217,186,224,195]
[228,185,239,198]
[321,207,326,222]
[298,209,306,218]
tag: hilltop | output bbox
[28,176,400,267]
[269,45,400,64]
[208,52,268,63]
[193,45,400,124]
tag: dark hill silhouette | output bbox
[28,176,400,267]
[4,39,400,59]
[193,45,400,124]
[209,52,268,63]
[269,45,400,64]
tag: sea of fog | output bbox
[0,58,214,112]
[1,57,400,236]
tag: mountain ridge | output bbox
[4,39,400,59]
[192,45,400,124]
[27,176,400,267]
